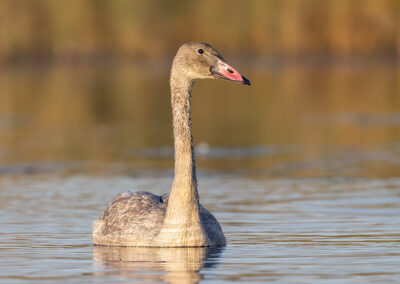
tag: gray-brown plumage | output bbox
[92,42,250,247]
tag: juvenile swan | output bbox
[92,42,250,247]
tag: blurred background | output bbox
[1,0,400,177]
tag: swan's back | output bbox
[93,191,169,246]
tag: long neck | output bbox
[155,64,208,246]
[171,76,198,190]
[162,70,202,227]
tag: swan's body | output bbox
[92,42,250,247]
[92,191,225,246]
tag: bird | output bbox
[92,42,250,247]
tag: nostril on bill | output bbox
[227,68,234,74]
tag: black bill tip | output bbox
[241,75,251,86]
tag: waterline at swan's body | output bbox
[92,191,226,247]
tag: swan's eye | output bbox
[197,49,204,54]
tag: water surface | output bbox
[0,64,400,283]
[0,174,399,283]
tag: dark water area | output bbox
[0,63,400,283]
[1,62,400,177]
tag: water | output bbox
[0,63,400,283]
[0,174,399,283]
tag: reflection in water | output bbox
[1,65,400,177]
[92,245,223,284]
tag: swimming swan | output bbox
[92,42,250,247]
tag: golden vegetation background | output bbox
[1,0,400,63]
[1,0,400,177]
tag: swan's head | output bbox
[172,42,250,85]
